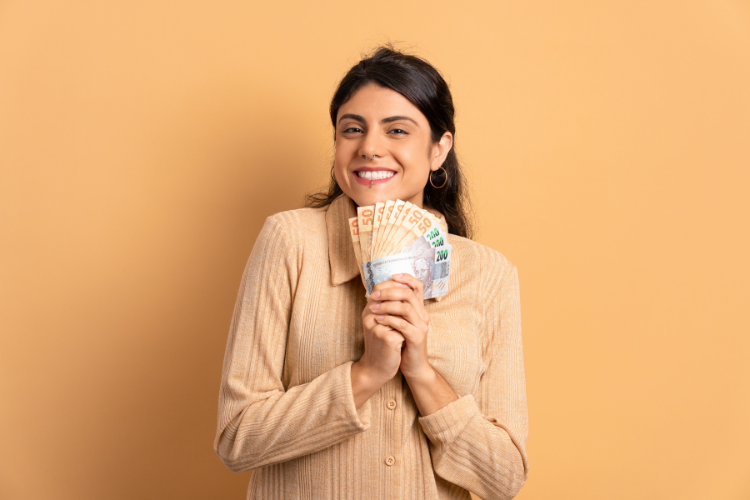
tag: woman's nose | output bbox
[358,130,383,160]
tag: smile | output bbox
[352,169,397,187]
[356,171,395,180]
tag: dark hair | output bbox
[305,45,473,239]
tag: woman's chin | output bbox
[345,187,421,208]
[351,193,384,207]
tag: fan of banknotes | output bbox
[348,199,451,300]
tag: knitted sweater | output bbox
[214,194,530,500]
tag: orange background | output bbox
[1,1,749,499]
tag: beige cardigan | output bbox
[214,194,529,500]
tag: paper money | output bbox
[348,217,366,287]
[389,206,426,254]
[350,198,452,300]
[362,245,452,299]
[373,200,395,258]
[379,202,415,257]
[357,206,374,264]
[424,223,446,248]
[374,199,404,259]
[370,202,385,258]
[348,217,362,266]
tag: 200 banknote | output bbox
[348,199,451,300]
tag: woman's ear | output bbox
[430,131,454,171]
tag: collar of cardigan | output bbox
[326,194,361,286]
[325,194,449,287]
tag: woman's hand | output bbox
[370,273,432,381]
[356,280,408,385]
[351,280,413,409]
[371,273,459,416]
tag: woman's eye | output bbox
[389,129,407,135]
[343,127,363,134]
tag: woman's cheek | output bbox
[333,159,350,190]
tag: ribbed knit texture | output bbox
[214,194,529,500]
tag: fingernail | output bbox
[371,303,379,310]
[397,283,408,288]
[376,315,384,321]
[393,273,402,278]
[372,291,380,299]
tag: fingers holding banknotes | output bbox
[359,280,406,385]
[371,274,431,381]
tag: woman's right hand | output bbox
[350,281,406,408]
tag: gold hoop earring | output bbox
[429,167,448,189]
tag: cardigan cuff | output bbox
[340,361,372,430]
[417,394,479,445]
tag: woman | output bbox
[214,46,530,500]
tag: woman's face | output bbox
[334,83,452,208]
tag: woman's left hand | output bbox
[369,273,432,381]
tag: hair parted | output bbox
[305,44,473,239]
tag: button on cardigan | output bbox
[214,194,530,500]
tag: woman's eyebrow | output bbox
[380,115,419,126]
[337,113,419,126]
[338,113,365,124]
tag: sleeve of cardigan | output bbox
[214,215,371,472]
[418,262,530,500]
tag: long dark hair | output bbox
[305,45,473,239]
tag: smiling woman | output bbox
[333,84,452,208]
[308,47,472,238]
[214,46,530,500]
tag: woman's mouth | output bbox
[353,169,396,186]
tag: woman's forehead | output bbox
[338,84,425,123]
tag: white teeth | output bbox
[357,171,395,180]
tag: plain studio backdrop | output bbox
[1,1,749,499]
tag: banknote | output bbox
[373,200,395,258]
[391,213,445,255]
[357,206,374,264]
[379,201,413,257]
[350,198,451,300]
[423,222,447,248]
[381,203,424,257]
[378,199,405,257]
[370,202,385,258]
[402,236,452,264]
[348,217,366,287]
[362,245,452,299]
